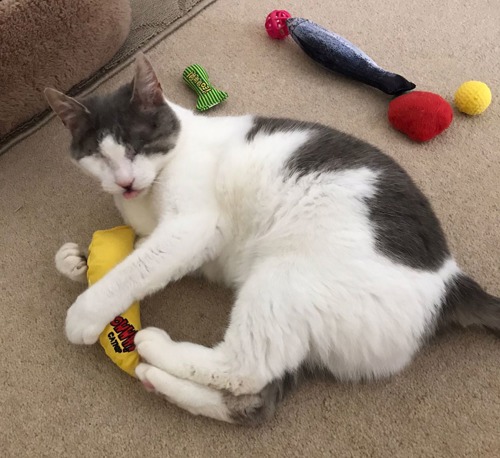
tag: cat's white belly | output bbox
[305,255,459,380]
[205,233,459,380]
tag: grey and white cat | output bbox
[46,54,499,424]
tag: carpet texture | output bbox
[0,0,216,155]
[0,0,131,137]
[1,0,499,456]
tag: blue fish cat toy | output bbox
[265,10,415,96]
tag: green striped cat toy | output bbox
[183,64,228,111]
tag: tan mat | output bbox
[0,0,217,155]
[1,0,499,456]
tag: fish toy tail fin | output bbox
[385,74,416,96]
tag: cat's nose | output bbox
[116,178,134,190]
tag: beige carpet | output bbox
[67,0,217,95]
[1,0,499,456]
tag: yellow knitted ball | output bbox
[454,81,492,115]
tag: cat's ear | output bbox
[44,88,90,133]
[131,52,165,108]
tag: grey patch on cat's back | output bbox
[248,116,450,270]
[367,165,450,271]
[246,116,321,143]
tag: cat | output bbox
[46,53,500,425]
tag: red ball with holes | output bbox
[265,10,292,39]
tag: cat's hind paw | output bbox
[55,242,88,283]
[135,327,174,371]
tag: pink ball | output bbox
[265,10,291,39]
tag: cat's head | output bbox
[44,53,179,199]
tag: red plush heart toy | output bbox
[388,91,453,142]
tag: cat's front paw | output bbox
[55,242,88,282]
[65,292,108,345]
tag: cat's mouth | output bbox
[123,187,142,200]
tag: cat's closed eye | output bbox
[73,131,98,157]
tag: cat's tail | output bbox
[440,274,500,336]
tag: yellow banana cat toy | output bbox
[86,226,141,377]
